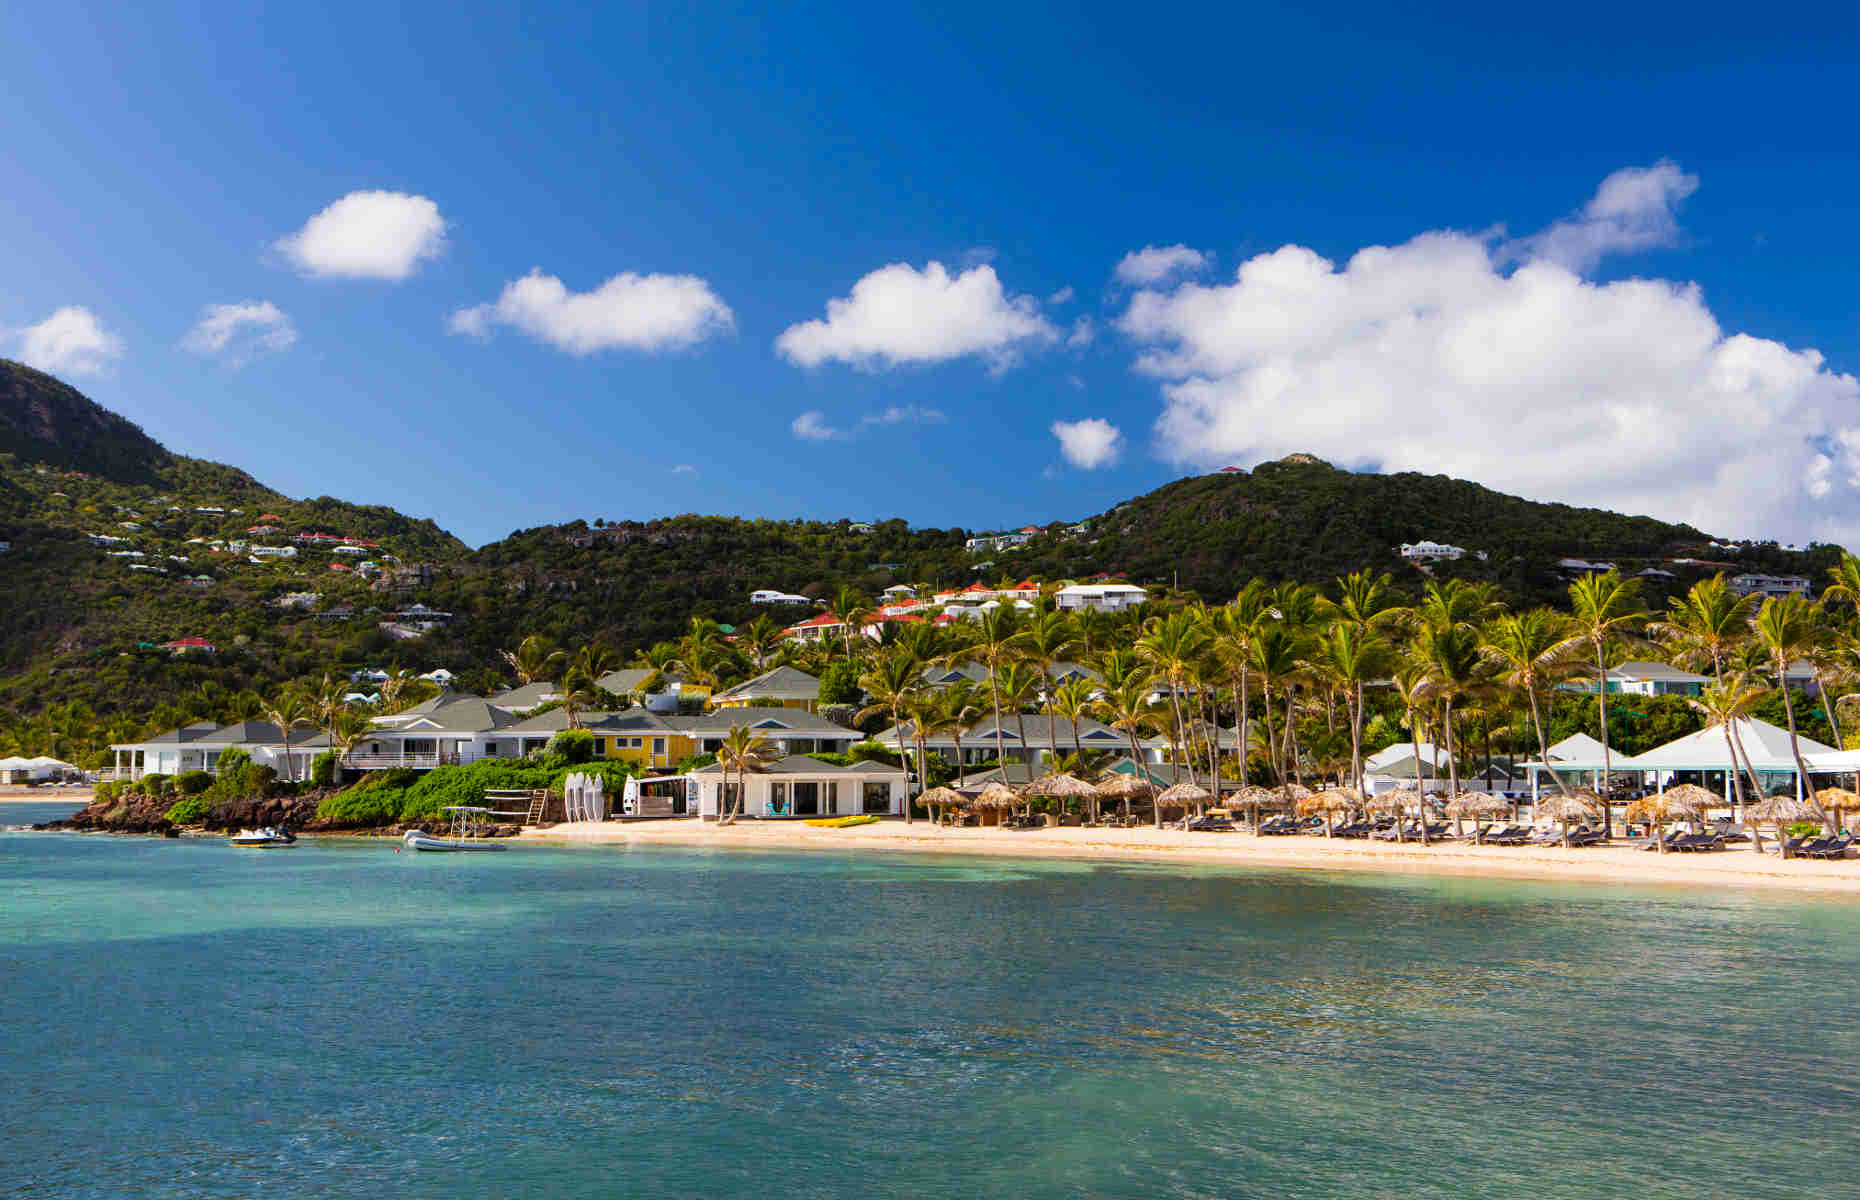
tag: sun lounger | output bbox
[1568,827,1608,847]
[1805,834,1853,859]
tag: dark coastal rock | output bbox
[54,792,175,835]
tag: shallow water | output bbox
[2,832,1855,1197]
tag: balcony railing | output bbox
[342,752,451,770]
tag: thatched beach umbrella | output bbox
[1813,787,1857,837]
[1299,787,1357,836]
[1536,788,1603,848]
[917,786,967,825]
[1748,794,1816,858]
[973,782,1023,812]
[1156,781,1211,827]
[1444,791,1508,837]
[1096,772,1154,823]
[1227,784,1278,834]
[1024,771,1101,823]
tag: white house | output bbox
[751,588,813,604]
[1399,540,1465,562]
[1054,583,1150,613]
[110,720,334,781]
[690,755,907,819]
[1729,573,1811,599]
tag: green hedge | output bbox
[176,770,213,796]
[317,757,644,826]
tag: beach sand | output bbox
[521,818,1860,895]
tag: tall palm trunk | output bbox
[1774,660,1830,831]
[894,705,914,825]
[1284,691,1303,787]
[1594,641,1614,837]
[1260,683,1283,785]
[1043,668,1059,771]
[952,731,967,787]
[1526,686,1570,796]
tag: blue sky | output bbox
[5,2,1860,548]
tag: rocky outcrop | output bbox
[46,792,177,835]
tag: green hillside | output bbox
[0,363,1840,739]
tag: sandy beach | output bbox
[521,817,1860,895]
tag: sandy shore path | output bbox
[521,818,1860,895]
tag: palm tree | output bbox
[1418,578,1504,633]
[957,605,1025,772]
[1689,676,1768,846]
[858,648,924,822]
[1246,625,1302,786]
[936,680,984,787]
[1752,593,1830,829]
[832,585,874,661]
[1050,677,1097,766]
[1415,623,1489,817]
[377,668,417,713]
[1020,610,1080,770]
[1648,574,1756,682]
[1212,582,1272,792]
[1481,609,1582,795]
[1313,621,1393,793]
[558,670,601,729]
[500,634,565,685]
[713,725,773,825]
[260,691,313,783]
[740,614,782,670]
[1094,672,1159,824]
[1567,570,1647,835]
[1136,609,1213,786]
[991,661,1041,769]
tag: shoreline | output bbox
[519,818,1860,895]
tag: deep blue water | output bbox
[2,831,1856,1198]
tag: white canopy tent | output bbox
[1522,718,1836,805]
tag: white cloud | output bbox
[1119,166,1860,545]
[792,411,842,440]
[180,301,296,365]
[17,307,123,377]
[1067,316,1095,349]
[1048,286,1076,305]
[1052,418,1123,469]
[775,262,1058,370]
[1114,244,1210,286]
[451,269,733,354]
[672,463,697,476]
[1508,160,1698,272]
[275,190,448,280]
[862,405,945,427]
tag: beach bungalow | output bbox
[1561,660,1709,698]
[1521,717,1837,803]
[690,755,907,819]
[349,695,519,769]
[111,720,334,781]
[677,708,860,757]
[504,707,690,767]
[713,666,822,712]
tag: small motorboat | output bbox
[402,806,508,853]
[230,826,297,848]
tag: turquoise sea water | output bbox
[3,832,1856,1198]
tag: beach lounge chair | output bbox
[1487,826,1531,846]
[1568,826,1608,847]
[1805,834,1853,859]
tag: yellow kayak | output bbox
[802,815,881,828]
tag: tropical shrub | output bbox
[176,769,213,796]
[314,787,404,828]
[310,751,338,787]
[142,773,174,798]
[546,729,595,764]
[817,660,862,705]
[848,741,900,767]
[163,793,214,825]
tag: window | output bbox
[863,781,891,814]
[652,737,665,756]
[770,782,788,816]
[792,781,820,816]
[483,741,499,757]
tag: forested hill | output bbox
[0,363,1840,729]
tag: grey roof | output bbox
[673,707,857,736]
[504,706,677,735]
[692,754,904,776]
[117,720,332,750]
[874,714,1157,748]
[960,756,1170,789]
[716,665,820,701]
[488,681,559,709]
[922,663,990,686]
[381,696,519,733]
